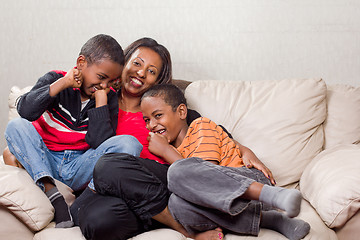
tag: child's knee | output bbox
[108,135,142,155]
[5,118,29,136]
[3,146,23,168]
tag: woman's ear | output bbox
[177,104,188,120]
[76,55,86,70]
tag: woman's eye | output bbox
[144,118,149,123]
[148,69,156,75]
[155,114,162,118]
[133,61,140,66]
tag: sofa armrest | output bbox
[300,144,360,228]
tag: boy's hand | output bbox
[94,88,109,107]
[62,68,83,88]
[49,68,82,97]
[147,132,183,164]
[147,132,170,157]
[235,140,276,185]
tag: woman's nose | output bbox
[137,69,146,78]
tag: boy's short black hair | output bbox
[79,34,125,66]
[141,84,187,111]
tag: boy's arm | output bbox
[17,71,67,121]
[85,90,118,148]
[147,132,183,164]
[235,140,275,185]
[18,69,82,121]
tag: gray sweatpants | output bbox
[167,157,271,236]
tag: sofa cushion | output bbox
[0,162,54,231]
[0,157,75,232]
[300,144,360,228]
[33,226,186,240]
[8,85,32,121]
[185,79,327,187]
[0,205,35,240]
[324,84,360,149]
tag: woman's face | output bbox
[121,47,163,97]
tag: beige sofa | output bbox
[1,78,360,240]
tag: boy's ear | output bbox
[177,104,188,120]
[76,55,87,70]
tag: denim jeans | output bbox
[5,118,143,191]
[167,157,271,236]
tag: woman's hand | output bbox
[235,140,276,185]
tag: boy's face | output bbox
[78,57,123,99]
[141,96,187,147]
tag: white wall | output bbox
[1,0,360,150]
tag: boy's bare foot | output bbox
[194,228,224,240]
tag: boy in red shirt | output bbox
[4,34,142,228]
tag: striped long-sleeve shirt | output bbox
[177,117,244,168]
[17,70,118,151]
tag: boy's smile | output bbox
[141,96,187,148]
[79,58,123,100]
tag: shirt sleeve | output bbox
[85,90,119,148]
[17,71,62,121]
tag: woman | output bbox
[72,37,275,240]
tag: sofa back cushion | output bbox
[185,78,327,186]
[8,85,32,121]
[324,84,360,149]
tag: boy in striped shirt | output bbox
[4,34,142,228]
[140,84,310,240]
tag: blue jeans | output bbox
[5,118,143,191]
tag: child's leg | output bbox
[152,206,190,237]
[153,204,224,240]
[5,118,56,184]
[3,146,23,168]
[67,135,143,191]
[5,118,73,227]
[44,179,73,228]
[168,157,270,214]
[260,210,310,240]
[168,157,301,218]
[168,193,262,236]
